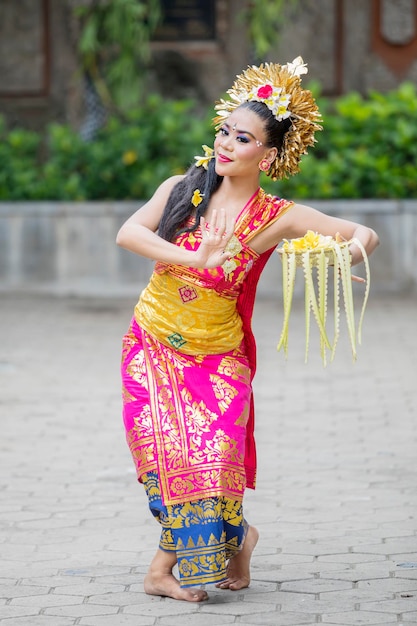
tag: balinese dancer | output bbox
[116,58,379,602]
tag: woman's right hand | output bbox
[193,209,236,269]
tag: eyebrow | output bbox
[224,122,257,140]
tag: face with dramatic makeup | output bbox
[214,107,272,179]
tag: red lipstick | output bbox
[217,154,232,163]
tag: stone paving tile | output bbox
[395,570,417,580]
[0,585,49,600]
[321,611,402,624]
[239,616,317,626]
[52,582,126,596]
[10,594,84,608]
[90,574,145,587]
[200,599,278,615]
[251,563,349,584]
[79,617,155,626]
[0,564,61,579]
[403,612,417,622]
[318,553,388,564]
[280,578,353,593]
[0,607,45,621]
[87,591,157,606]
[0,618,75,626]
[44,604,119,618]
[319,587,394,604]
[318,561,396,582]
[158,613,236,626]
[357,578,417,593]
[362,597,417,613]
[123,599,207,616]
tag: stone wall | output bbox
[0,201,415,298]
[271,0,417,95]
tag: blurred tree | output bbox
[243,0,300,60]
[70,0,161,120]
[69,0,299,129]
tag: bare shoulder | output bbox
[120,174,186,231]
[154,174,185,198]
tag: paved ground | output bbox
[1,289,417,626]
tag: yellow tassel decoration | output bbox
[276,231,370,364]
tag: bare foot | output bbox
[215,525,259,591]
[144,549,208,602]
[144,571,208,602]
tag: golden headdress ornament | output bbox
[213,57,322,180]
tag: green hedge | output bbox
[1,84,416,201]
[0,96,212,201]
[269,81,417,199]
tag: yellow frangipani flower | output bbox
[191,189,204,207]
[282,230,333,253]
[194,145,214,169]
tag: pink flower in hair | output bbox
[257,84,273,99]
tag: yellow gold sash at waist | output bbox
[134,271,243,355]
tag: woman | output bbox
[116,59,379,603]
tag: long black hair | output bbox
[158,101,292,242]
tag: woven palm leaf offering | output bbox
[276,230,370,365]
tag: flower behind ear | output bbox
[194,145,214,169]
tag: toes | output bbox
[188,590,208,602]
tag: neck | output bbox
[219,175,260,201]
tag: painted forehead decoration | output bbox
[213,57,322,180]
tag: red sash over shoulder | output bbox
[234,190,293,489]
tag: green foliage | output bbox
[263,81,417,199]
[1,83,417,201]
[0,120,42,200]
[242,0,300,60]
[0,96,213,200]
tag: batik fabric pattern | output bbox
[121,188,293,586]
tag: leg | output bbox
[144,548,208,602]
[215,525,259,591]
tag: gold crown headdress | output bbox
[213,57,322,180]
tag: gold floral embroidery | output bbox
[122,385,135,404]
[217,356,250,383]
[224,234,243,257]
[182,388,218,449]
[131,443,155,467]
[234,402,250,427]
[203,430,242,463]
[210,374,238,414]
[121,330,136,365]
[170,476,195,497]
[223,499,244,526]
[126,350,148,389]
[133,405,153,437]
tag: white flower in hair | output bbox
[283,56,308,77]
[244,84,292,121]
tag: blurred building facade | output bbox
[1,0,417,132]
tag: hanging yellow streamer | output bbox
[276,231,370,364]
